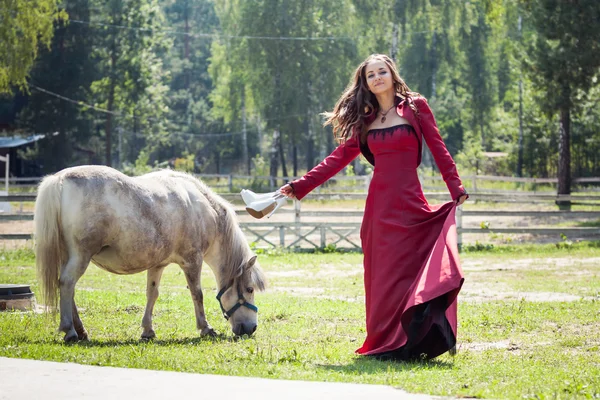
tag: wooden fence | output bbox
[3,174,600,193]
[1,192,599,251]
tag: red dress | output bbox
[291,97,465,360]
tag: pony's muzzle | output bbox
[234,322,257,336]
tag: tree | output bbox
[521,0,600,196]
[211,0,357,177]
[90,0,171,166]
[159,0,225,173]
[0,0,67,93]
[15,0,98,173]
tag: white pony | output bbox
[34,165,266,342]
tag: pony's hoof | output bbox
[141,330,156,340]
[200,327,217,337]
[77,330,89,341]
[64,331,79,343]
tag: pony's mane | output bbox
[151,170,266,291]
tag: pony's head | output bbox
[192,176,267,336]
[216,255,266,335]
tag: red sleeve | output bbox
[290,134,361,200]
[414,97,467,201]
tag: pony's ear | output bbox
[246,255,257,269]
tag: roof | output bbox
[0,134,47,149]
[482,151,509,158]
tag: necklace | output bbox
[379,104,395,123]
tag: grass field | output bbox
[0,244,599,399]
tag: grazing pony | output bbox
[34,166,266,342]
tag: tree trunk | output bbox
[269,130,279,179]
[517,78,524,177]
[105,58,116,167]
[390,22,398,62]
[278,131,288,180]
[306,115,314,173]
[480,119,485,151]
[292,141,298,178]
[557,106,571,196]
[431,29,437,99]
[105,10,117,167]
[241,88,249,174]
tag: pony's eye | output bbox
[246,287,254,294]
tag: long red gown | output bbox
[291,97,465,360]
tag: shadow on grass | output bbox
[316,356,454,374]
[31,333,249,347]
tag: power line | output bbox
[62,17,357,42]
[65,17,441,41]
[30,84,124,116]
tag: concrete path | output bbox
[0,357,435,400]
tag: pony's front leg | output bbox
[182,262,215,337]
[59,255,90,343]
[141,266,166,340]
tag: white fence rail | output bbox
[1,193,599,251]
[2,173,600,193]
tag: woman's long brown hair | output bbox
[322,54,419,143]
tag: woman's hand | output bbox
[279,184,296,199]
[456,194,468,206]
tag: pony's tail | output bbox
[34,174,66,312]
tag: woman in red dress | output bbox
[280,54,468,361]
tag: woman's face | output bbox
[365,60,394,95]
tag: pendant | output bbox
[381,116,386,123]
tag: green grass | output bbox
[0,248,599,399]
[462,240,600,254]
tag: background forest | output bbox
[1,0,599,195]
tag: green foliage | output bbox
[211,0,358,176]
[0,0,67,93]
[319,243,338,253]
[174,153,195,173]
[122,150,154,176]
[90,0,171,166]
[463,241,495,252]
[556,233,573,249]
[13,0,97,173]
[520,0,600,193]
[248,154,270,192]
[0,247,36,267]
[1,0,599,184]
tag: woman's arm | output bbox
[414,97,468,203]
[281,134,361,200]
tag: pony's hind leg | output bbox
[181,260,215,337]
[58,254,90,342]
[141,266,166,340]
[72,300,88,341]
